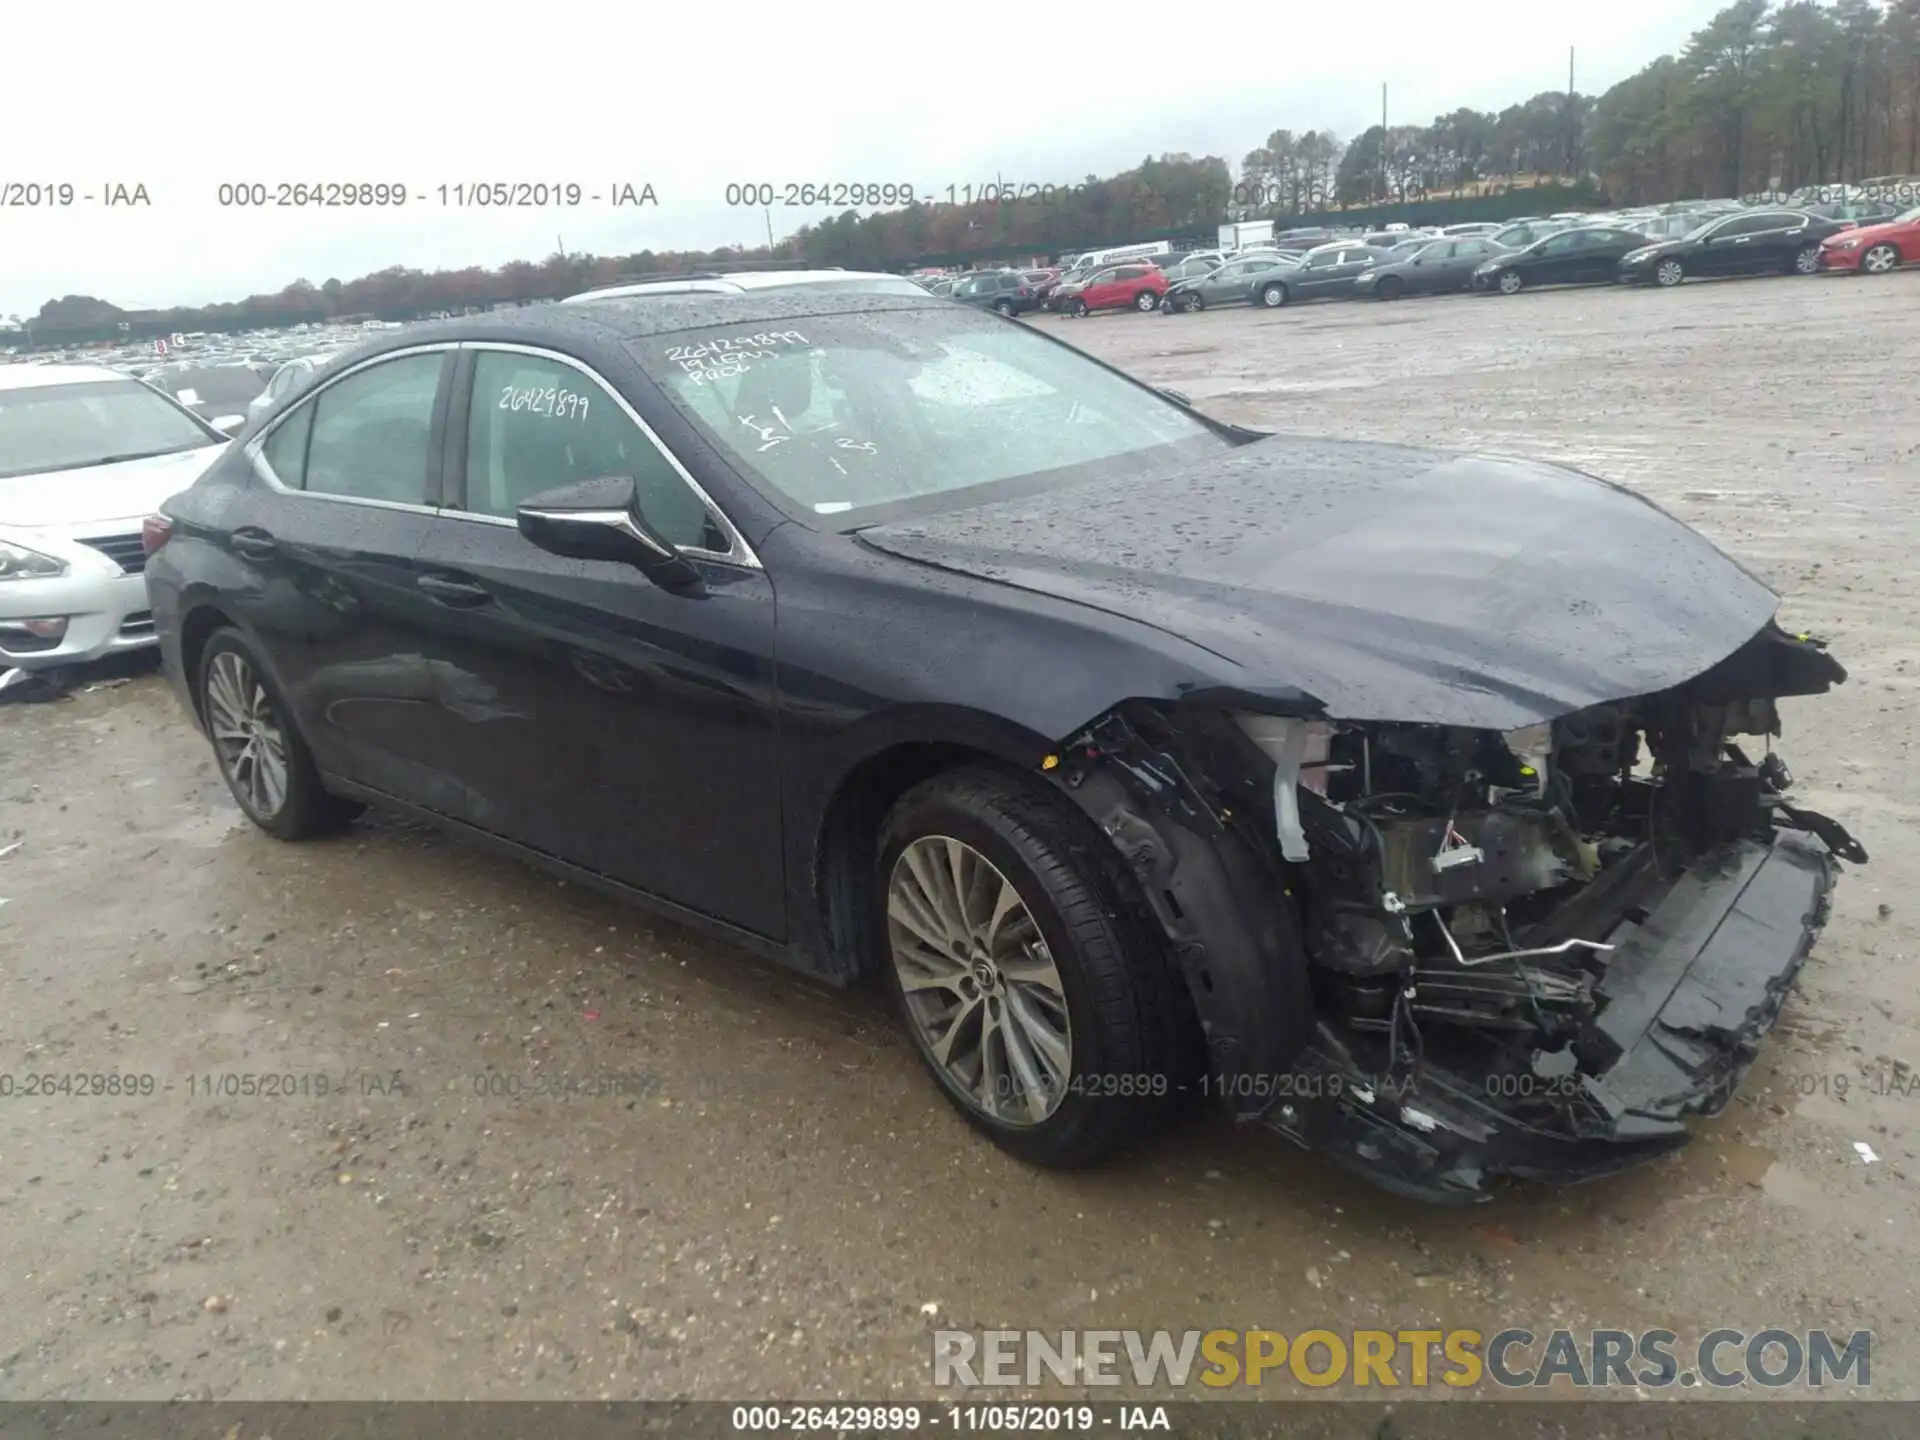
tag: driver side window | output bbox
[464,350,723,551]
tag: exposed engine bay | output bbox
[1055,621,1867,1202]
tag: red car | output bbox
[1053,262,1168,316]
[1819,205,1920,274]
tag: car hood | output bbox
[856,436,1781,730]
[0,444,227,530]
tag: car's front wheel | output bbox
[876,767,1185,1168]
[198,628,358,840]
[1654,257,1685,287]
[1375,275,1403,300]
[1497,269,1524,294]
[1068,298,1088,317]
[1862,243,1900,274]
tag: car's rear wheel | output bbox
[1654,257,1685,287]
[1790,244,1822,275]
[1134,289,1159,311]
[1862,243,1900,274]
[876,767,1185,1168]
[1258,281,1288,307]
[1497,269,1524,295]
[199,628,358,840]
[1375,275,1403,300]
[993,299,1015,316]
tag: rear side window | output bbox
[300,353,443,504]
[465,349,722,551]
[260,401,314,485]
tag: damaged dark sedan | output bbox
[141,292,1866,1203]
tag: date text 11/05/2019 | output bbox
[212,182,658,209]
[722,182,1101,209]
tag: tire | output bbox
[993,299,1015,316]
[1258,281,1288,307]
[197,627,360,840]
[1790,244,1821,275]
[1862,243,1900,274]
[1375,275,1403,300]
[875,766,1188,1168]
[1497,269,1524,295]
[1068,298,1088,317]
[1134,288,1160,311]
[1185,292,1205,311]
[1654,257,1685,287]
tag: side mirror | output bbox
[213,414,248,436]
[515,475,704,594]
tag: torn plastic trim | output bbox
[1051,705,1312,1113]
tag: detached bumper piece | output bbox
[1258,825,1840,1203]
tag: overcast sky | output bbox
[4,1,1726,317]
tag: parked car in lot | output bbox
[951,270,1043,316]
[146,365,268,434]
[248,353,341,423]
[1263,243,1384,303]
[1052,263,1167,316]
[1354,236,1507,299]
[1819,206,1920,274]
[1161,252,1302,312]
[1158,254,1225,285]
[140,290,1867,1203]
[1487,218,1573,250]
[1805,199,1902,227]
[1475,226,1652,294]
[1616,210,1842,287]
[1440,222,1502,237]
[0,364,229,692]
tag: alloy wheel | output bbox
[1135,290,1159,311]
[205,650,290,819]
[1794,245,1821,274]
[1656,258,1684,287]
[1863,244,1899,274]
[1498,270,1523,294]
[886,835,1072,1126]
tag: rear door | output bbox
[230,347,461,809]
[407,343,786,936]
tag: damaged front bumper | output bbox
[1260,822,1838,1202]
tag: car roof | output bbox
[0,362,129,391]
[563,269,907,302]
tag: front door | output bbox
[408,345,786,938]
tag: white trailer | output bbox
[1218,220,1274,250]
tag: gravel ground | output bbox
[2,269,1917,1403]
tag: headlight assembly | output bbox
[0,539,67,581]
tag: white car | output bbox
[0,364,230,690]
[247,353,340,423]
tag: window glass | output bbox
[1538,232,1582,254]
[261,402,314,486]
[465,350,722,551]
[1712,215,1764,238]
[302,354,442,503]
[637,307,1227,518]
[0,379,218,480]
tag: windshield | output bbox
[635,306,1230,518]
[152,367,267,407]
[0,378,220,479]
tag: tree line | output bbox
[6,0,1916,346]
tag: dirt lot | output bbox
[3,272,1918,1403]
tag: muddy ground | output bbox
[2,272,1917,1402]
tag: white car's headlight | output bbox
[0,539,67,581]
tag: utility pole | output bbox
[1381,82,1389,204]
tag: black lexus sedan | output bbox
[1615,208,1846,287]
[142,292,1865,1203]
[1472,225,1652,295]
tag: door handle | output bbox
[416,574,491,607]
[230,529,276,560]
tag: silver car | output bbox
[0,364,229,690]
[1161,252,1305,312]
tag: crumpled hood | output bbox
[0,444,226,530]
[857,436,1782,730]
